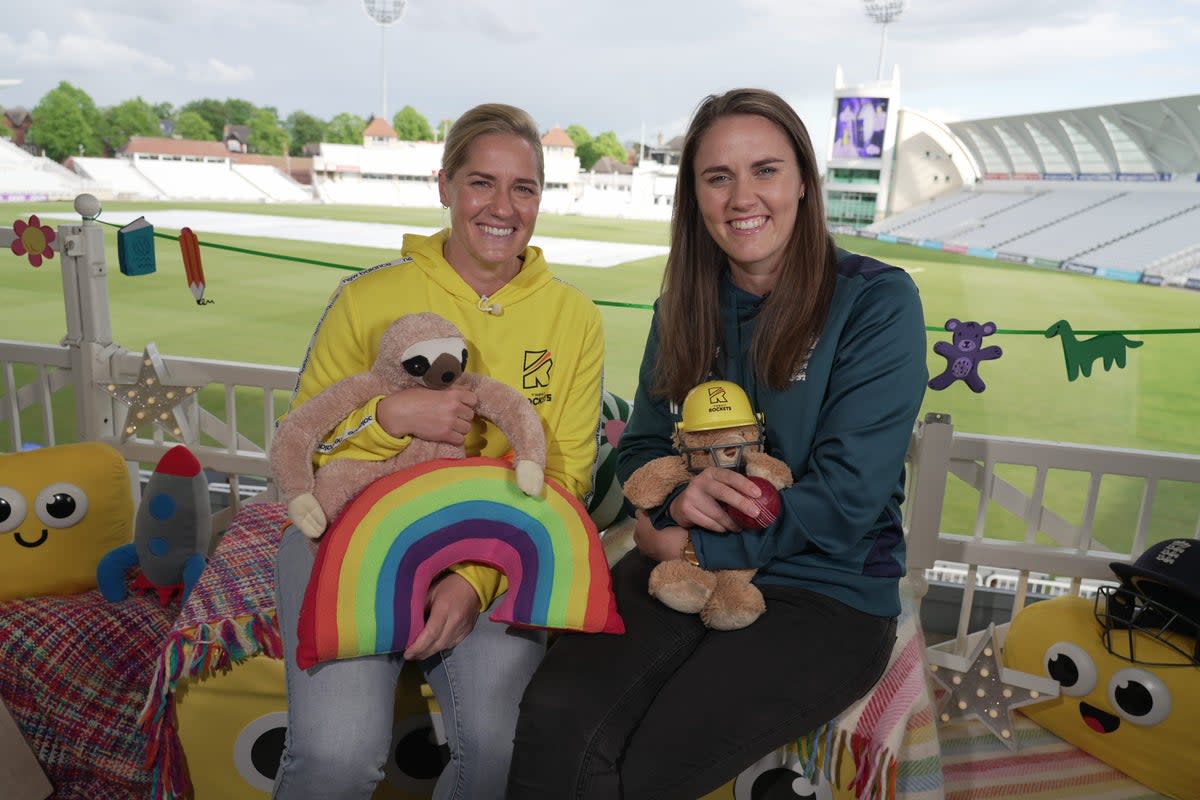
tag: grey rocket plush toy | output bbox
[97,445,212,605]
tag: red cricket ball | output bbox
[722,476,783,529]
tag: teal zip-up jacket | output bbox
[617,249,928,617]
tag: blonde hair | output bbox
[442,103,544,187]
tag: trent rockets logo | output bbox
[705,385,732,413]
[523,349,553,405]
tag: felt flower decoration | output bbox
[11,215,57,267]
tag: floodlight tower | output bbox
[863,0,906,81]
[362,0,406,122]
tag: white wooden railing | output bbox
[1,195,297,532]
[904,411,1200,652]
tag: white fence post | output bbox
[57,193,119,443]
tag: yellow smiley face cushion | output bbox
[0,442,134,601]
[175,656,445,799]
[1004,593,1200,800]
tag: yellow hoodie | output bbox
[288,229,604,608]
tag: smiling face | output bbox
[1004,594,1200,799]
[675,425,764,473]
[0,442,134,601]
[438,133,541,292]
[692,113,805,291]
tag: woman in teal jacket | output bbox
[508,88,928,799]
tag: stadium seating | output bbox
[1074,205,1200,270]
[1000,190,1200,261]
[867,184,1200,273]
[952,189,1122,249]
[231,163,313,203]
[868,189,991,235]
[0,139,87,200]
[132,159,268,202]
[313,175,439,207]
[72,157,164,200]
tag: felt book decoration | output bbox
[295,457,624,670]
[117,216,156,276]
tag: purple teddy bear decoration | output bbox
[928,318,1003,393]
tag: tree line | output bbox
[12,81,637,170]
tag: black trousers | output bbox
[506,551,897,800]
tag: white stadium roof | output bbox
[947,94,1200,178]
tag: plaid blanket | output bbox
[798,580,945,800]
[0,586,176,799]
[140,500,288,800]
[939,714,1167,799]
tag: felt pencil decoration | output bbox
[179,227,210,305]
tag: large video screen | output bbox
[831,97,889,159]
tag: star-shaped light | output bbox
[101,344,205,442]
[926,623,1059,750]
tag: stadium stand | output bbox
[1070,202,1200,268]
[131,158,267,202]
[313,175,438,206]
[852,93,1200,286]
[71,156,164,200]
[231,163,313,203]
[0,138,88,200]
[872,190,1033,241]
[866,183,1200,274]
[1144,243,1200,283]
[867,188,987,234]
[950,188,1122,249]
[999,190,1200,262]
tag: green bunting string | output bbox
[92,218,1200,354]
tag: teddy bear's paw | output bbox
[652,580,714,614]
[514,460,545,497]
[745,458,793,490]
[700,573,766,630]
[649,561,717,614]
[288,493,327,539]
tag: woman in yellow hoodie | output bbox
[272,103,604,800]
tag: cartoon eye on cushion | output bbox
[718,746,843,800]
[0,443,133,601]
[175,655,443,799]
[1004,539,1200,800]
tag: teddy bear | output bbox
[622,380,792,630]
[928,318,1002,393]
[270,311,547,539]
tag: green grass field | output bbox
[5,200,1199,548]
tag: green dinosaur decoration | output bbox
[1044,319,1144,381]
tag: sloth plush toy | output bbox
[270,312,547,539]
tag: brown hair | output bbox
[442,103,544,187]
[654,88,836,402]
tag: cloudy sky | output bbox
[4,0,1198,163]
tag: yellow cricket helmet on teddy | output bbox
[676,380,765,472]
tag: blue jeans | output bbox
[272,526,546,800]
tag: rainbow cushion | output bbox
[296,457,624,669]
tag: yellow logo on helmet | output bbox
[678,380,762,434]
